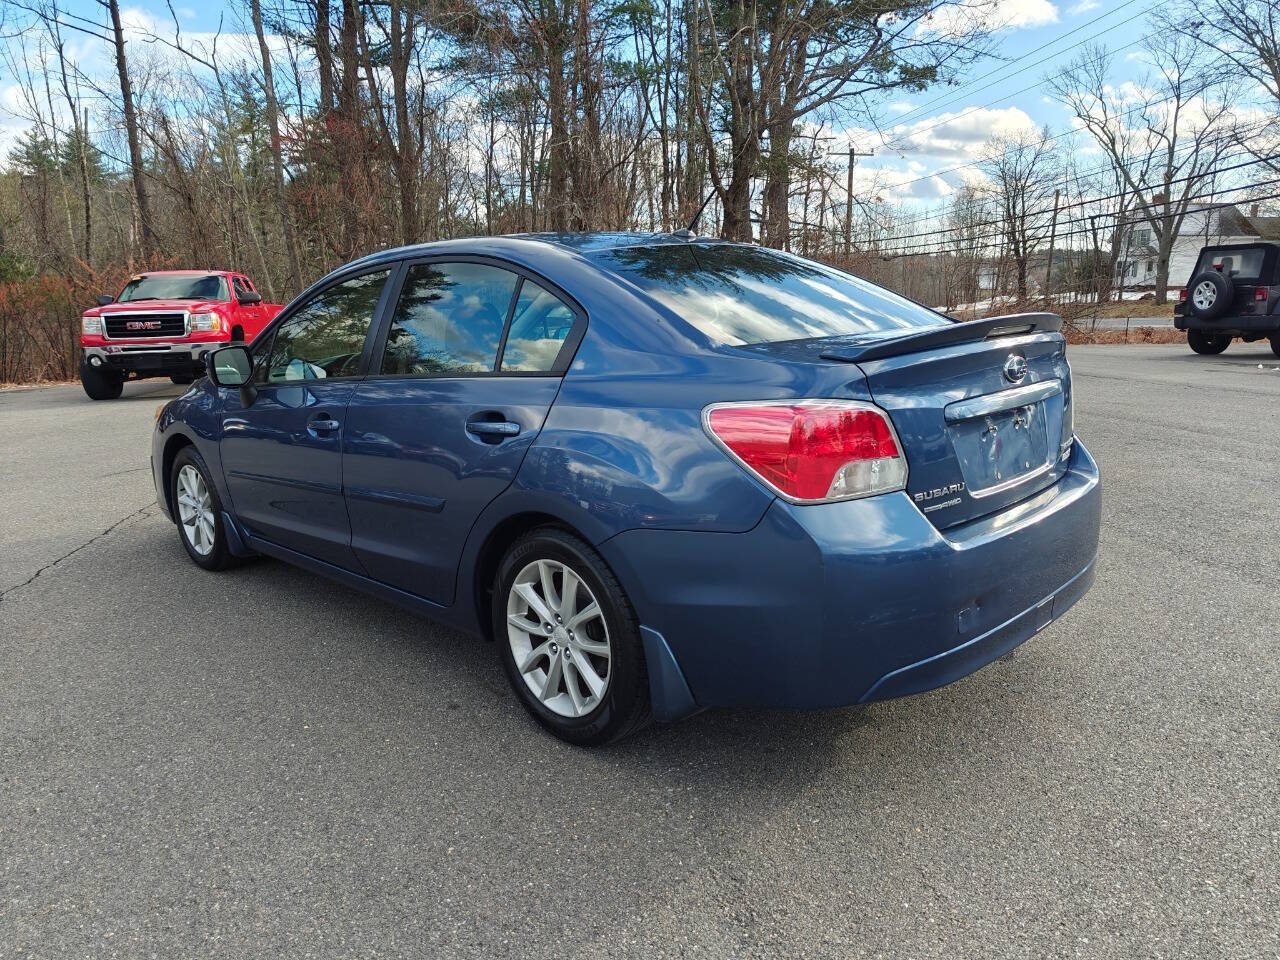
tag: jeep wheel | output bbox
[1188,331,1230,355]
[80,361,123,400]
[1187,270,1233,320]
[171,446,237,570]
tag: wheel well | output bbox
[472,512,574,640]
[160,434,194,520]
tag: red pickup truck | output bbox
[79,270,284,400]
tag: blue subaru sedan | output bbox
[152,233,1100,744]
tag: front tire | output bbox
[80,361,123,400]
[1270,335,1280,358]
[170,374,195,385]
[494,528,651,745]
[170,447,236,571]
[1188,331,1230,355]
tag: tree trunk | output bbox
[107,0,155,261]
[546,21,571,232]
[252,0,303,293]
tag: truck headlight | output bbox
[82,316,101,335]
[189,312,221,332]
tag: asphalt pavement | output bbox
[2,346,1277,958]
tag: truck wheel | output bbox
[1270,335,1280,358]
[80,360,124,400]
[231,325,244,344]
[1187,331,1230,355]
[170,446,237,571]
[170,375,195,385]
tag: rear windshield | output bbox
[1193,248,1266,279]
[118,274,229,302]
[589,244,949,346]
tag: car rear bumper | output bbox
[600,440,1101,713]
[83,343,214,376]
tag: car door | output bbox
[232,275,266,337]
[220,268,394,570]
[342,259,585,605]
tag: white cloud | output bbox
[920,0,1059,36]
[1069,0,1100,13]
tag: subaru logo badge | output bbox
[1003,355,1028,384]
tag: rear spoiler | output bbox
[818,312,1063,364]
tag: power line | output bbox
[870,153,1276,245]
[885,0,1161,130]
[869,179,1280,259]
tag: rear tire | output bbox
[1270,335,1280,358]
[1188,331,1230,355]
[80,361,123,400]
[170,446,237,571]
[494,527,651,746]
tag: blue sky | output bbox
[1,0,1166,211]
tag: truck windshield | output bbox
[589,243,949,346]
[118,274,228,302]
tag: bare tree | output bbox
[978,126,1059,302]
[1049,36,1238,302]
[102,0,156,260]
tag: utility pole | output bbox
[844,146,873,257]
[1043,188,1061,301]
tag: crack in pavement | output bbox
[0,503,158,603]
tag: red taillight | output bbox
[1254,287,1268,302]
[704,400,907,502]
[1178,288,1188,302]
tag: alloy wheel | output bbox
[176,464,216,557]
[1192,281,1217,311]
[506,558,612,718]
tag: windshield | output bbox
[117,274,228,303]
[589,243,949,346]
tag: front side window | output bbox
[590,244,947,347]
[118,273,228,303]
[261,270,388,383]
[501,280,576,372]
[381,262,519,375]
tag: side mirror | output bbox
[208,345,252,386]
[207,345,257,405]
[97,295,114,306]
[239,290,263,305]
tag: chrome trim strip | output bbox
[944,379,1061,423]
[966,459,1056,499]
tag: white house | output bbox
[1114,203,1280,288]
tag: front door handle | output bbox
[308,415,341,433]
[466,420,521,439]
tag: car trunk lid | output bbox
[780,313,1073,529]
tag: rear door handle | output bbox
[466,420,521,439]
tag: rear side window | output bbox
[1194,248,1266,279]
[260,270,388,382]
[382,262,519,375]
[590,244,948,346]
[500,280,577,372]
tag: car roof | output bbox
[336,231,730,274]
[1198,242,1279,252]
